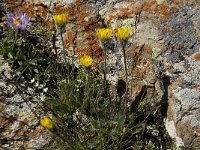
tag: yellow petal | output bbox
[96,28,112,41]
[80,55,93,68]
[53,14,68,26]
[115,28,131,40]
[40,116,53,130]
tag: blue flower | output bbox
[7,13,31,29]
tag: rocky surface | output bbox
[161,4,200,149]
[1,0,200,149]
[0,56,54,149]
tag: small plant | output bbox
[114,27,131,93]
[1,8,172,150]
[0,40,58,83]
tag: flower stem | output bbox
[102,43,112,119]
[104,52,107,81]
[60,28,71,86]
[60,29,68,71]
[12,28,18,51]
[122,42,128,93]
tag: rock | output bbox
[160,4,200,149]
[0,56,53,149]
[166,54,200,149]
[2,0,200,149]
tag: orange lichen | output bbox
[172,0,181,6]
[0,115,15,127]
[64,31,76,49]
[77,11,88,24]
[35,6,47,18]
[172,7,178,13]
[185,0,196,4]
[7,1,36,18]
[195,128,200,134]
[5,0,185,64]
[107,9,134,24]
[82,20,97,30]
[158,4,170,15]
[75,0,84,6]
[90,43,104,62]
[142,1,171,17]
[143,15,149,20]
[41,21,54,29]
[52,6,68,14]
[195,85,200,92]
[132,68,143,78]
[193,53,200,61]
[12,3,29,14]
[28,128,44,137]
[120,7,129,12]
[6,0,22,10]
[160,15,171,21]
[192,3,200,7]
[144,46,152,55]
[25,4,35,19]
[75,40,103,62]
[75,48,89,57]
[57,0,104,63]
[65,6,76,17]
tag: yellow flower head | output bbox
[52,14,68,26]
[96,28,112,41]
[80,55,93,68]
[115,28,131,40]
[40,116,53,130]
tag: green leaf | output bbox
[91,120,100,129]
[33,69,39,73]
[16,66,25,72]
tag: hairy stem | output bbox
[122,42,128,92]
[60,29,68,71]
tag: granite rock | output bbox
[2,0,200,149]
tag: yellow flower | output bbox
[96,28,112,41]
[40,116,53,130]
[80,55,93,68]
[52,14,68,26]
[115,28,131,40]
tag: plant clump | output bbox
[0,1,173,149]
